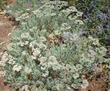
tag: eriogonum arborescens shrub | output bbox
[1,1,110,91]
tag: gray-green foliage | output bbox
[0,0,6,9]
[2,0,110,91]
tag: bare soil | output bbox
[0,13,15,51]
[80,73,110,91]
[0,77,15,91]
[6,0,16,5]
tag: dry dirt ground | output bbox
[0,13,15,52]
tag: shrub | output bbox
[75,0,110,45]
[1,0,110,91]
[0,0,6,10]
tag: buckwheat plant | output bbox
[1,0,110,91]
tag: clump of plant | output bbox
[1,0,110,91]
[76,0,110,31]
[0,0,6,10]
[6,0,50,19]
[75,0,110,46]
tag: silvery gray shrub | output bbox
[1,0,110,91]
